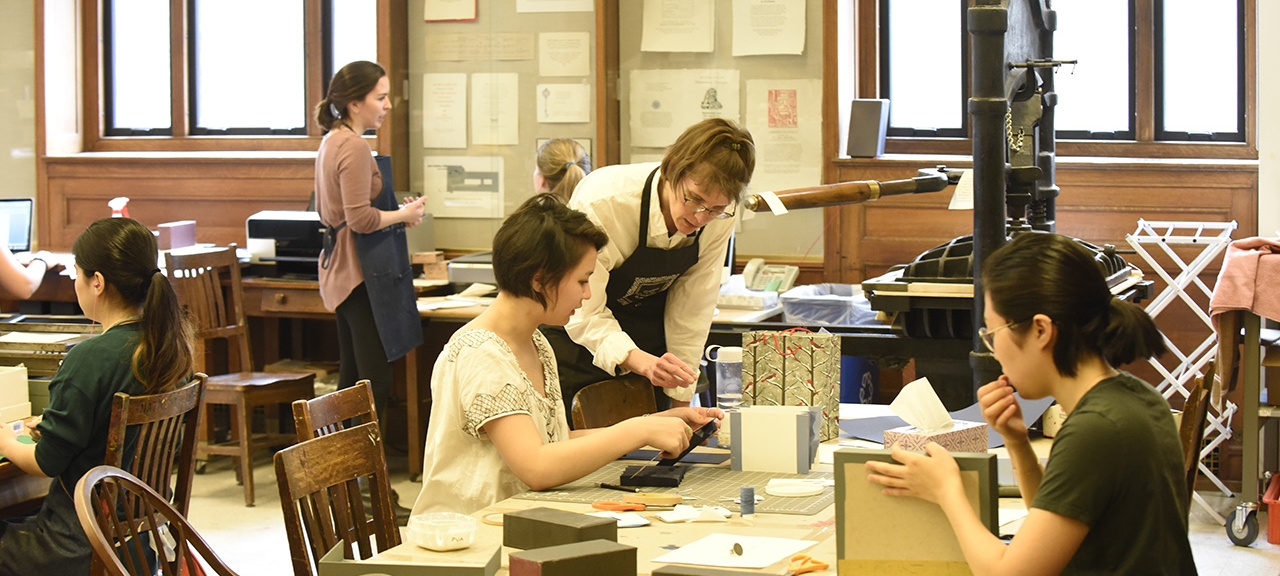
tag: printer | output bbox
[447,251,496,285]
[246,210,325,279]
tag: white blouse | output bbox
[411,329,569,515]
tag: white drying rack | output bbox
[1125,219,1238,502]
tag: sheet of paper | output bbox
[517,0,592,13]
[732,0,806,56]
[641,0,714,53]
[652,533,817,569]
[538,32,590,77]
[629,68,740,148]
[425,33,535,62]
[423,0,475,22]
[422,73,467,149]
[536,83,590,123]
[470,73,519,146]
[0,332,77,344]
[422,156,505,219]
[745,78,821,195]
[948,169,974,210]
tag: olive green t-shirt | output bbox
[34,323,146,488]
[1033,372,1197,575]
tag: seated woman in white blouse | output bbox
[412,194,722,516]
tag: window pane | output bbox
[107,0,171,131]
[885,0,962,131]
[331,0,378,73]
[192,0,305,131]
[1162,0,1238,134]
[1052,0,1130,134]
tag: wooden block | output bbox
[420,261,448,280]
[503,507,617,550]
[412,251,444,264]
[509,540,635,576]
[157,220,196,251]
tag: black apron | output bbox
[545,168,701,418]
[322,155,423,363]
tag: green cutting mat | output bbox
[513,460,833,516]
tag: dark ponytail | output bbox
[982,232,1165,376]
[73,219,194,393]
[316,61,387,133]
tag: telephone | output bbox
[742,258,799,292]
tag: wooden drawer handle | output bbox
[273,293,287,305]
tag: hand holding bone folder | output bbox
[882,378,989,453]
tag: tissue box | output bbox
[882,420,988,453]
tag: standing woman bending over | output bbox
[316,60,427,420]
[867,233,1196,575]
[412,195,720,516]
[545,118,754,416]
[0,218,194,574]
[534,138,591,203]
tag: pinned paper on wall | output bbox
[732,0,806,56]
[470,73,519,146]
[538,32,590,77]
[536,84,590,123]
[422,73,466,149]
[422,156,505,219]
[629,68,739,148]
[423,0,475,22]
[641,0,714,53]
[517,0,592,13]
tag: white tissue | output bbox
[889,378,953,433]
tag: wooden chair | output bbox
[292,379,377,442]
[274,422,400,576]
[164,246,315,506]
[570,374,657,429]
[74,465,240,576]
[1179,361,1216,506]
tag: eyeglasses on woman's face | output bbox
[978,319,1024,352]
[678,181,734,220]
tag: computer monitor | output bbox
[0,198,34,252]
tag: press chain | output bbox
[1005,108,1025,153]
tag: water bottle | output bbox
[706,344,744,447]
[709,346,743,409]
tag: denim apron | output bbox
[545,168,701,416]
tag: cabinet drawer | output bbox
[259,289,328,315]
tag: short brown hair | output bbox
[492,195,608,308]
[660,118,755,204]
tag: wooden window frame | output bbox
[82,0,403,153]
[854,0,1257,160]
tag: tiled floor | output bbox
[184,453,1279,576]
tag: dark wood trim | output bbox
[383,0,410,185]
[34,0,49,251]
[855,0,878,98]
[170,0,187,137]
[595,0,620,167]
[1243,0,1257,152]
[81,0,101,149]
[304,0,324,139]
[1135,0,1154,142]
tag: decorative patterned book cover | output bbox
[741,330,841,441]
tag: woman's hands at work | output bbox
[629,415,693,459]
[627,350,697,389]
[977,375,1029,443]
[865,443,964,506]
[398,195,427,227]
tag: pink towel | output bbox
[1210,237,1280,324]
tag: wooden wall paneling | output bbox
[44,157,316,250]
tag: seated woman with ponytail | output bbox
[866,232,1196,576]
[0,218,194,574]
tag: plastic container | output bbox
[1264,473,1280,545]
[780,284,876,326]
[407,512,477,551]
[706,345,744,448]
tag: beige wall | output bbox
[0,2,36,206]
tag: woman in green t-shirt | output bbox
[866,233,1197,575]
[0,218,194,574]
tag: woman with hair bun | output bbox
[0,218,194,573]
[533,138,591,203]
[866,232,1196,575]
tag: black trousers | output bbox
[335,283,393,419]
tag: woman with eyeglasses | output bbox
[866,232,1196,575]
[542,118,754,418]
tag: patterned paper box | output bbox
[741,330,841,441]
[882,420,988,453]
